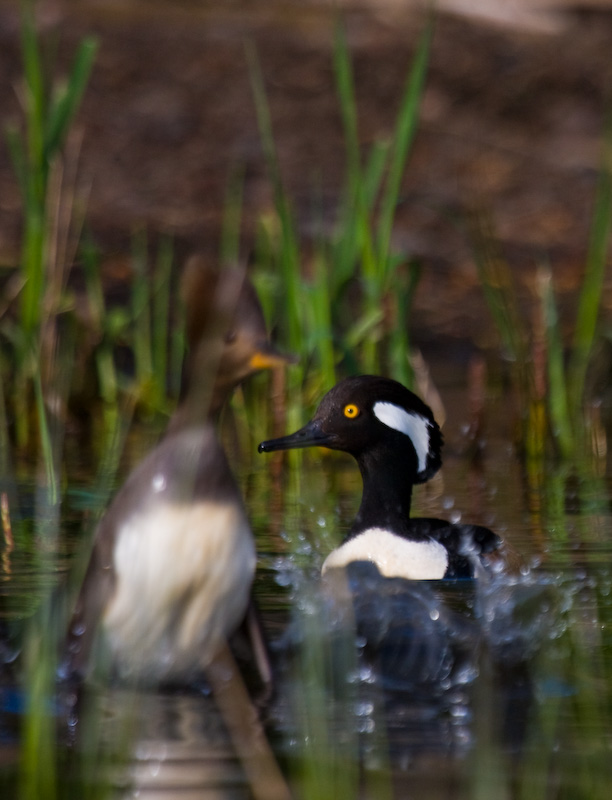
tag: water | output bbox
[1,385,612,797]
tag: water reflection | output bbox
[107,689,249,800]
[1,414,612,797]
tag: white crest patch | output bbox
[321,528,448,580]
[373,402,431,473]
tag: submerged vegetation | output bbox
[1,4,612,800]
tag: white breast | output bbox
[321,528,448,580]
[103,499,255,683]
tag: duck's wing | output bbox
[405,518,502,579]
[59,434,174,682]
[60,514,118,682]
[415,518,501,555]
[466,523,502,554]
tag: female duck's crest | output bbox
[172,256,295,426]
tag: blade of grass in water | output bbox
[296,610,360,800]
[388,260,421,387]
[566,128,612,426]
[333,22,380,373]
[306,186,337,390]
[332,141,389,300]
[15,6,97,339]
[81,238,118,406]
[309,253,337,390]
[5,7,97,459]
[471,215,527,368]
[19,624,57,800]
[537,267,574,459]
[33,363,57,505]
[246,40,305,466]
[334,19,430,374]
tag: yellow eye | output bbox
[343,403,360,419]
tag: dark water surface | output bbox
[1,381,612,798]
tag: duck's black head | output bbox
[259,375,442,484]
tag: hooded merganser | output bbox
[258,375,500,580]
[62,258,292,685]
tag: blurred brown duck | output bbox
[61,256,292,687]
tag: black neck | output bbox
[350,448,418,539]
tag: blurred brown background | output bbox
[1,0,611,346]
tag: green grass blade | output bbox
[5,126,29,199]
[377,17,433,280]
[567,131,612,421]
[309,249,336,388]
[33,362,57,505]
[81,238,122,407]
[333,21,360,180]
[344,306,385,350]
[332,141,389,299]
[388,260,421,386]
[471,214,527,367]
[538,267,573,458]
[45,37,98,158]
[152,236,174,407]
[131,230,153,390]
[333,21,377,285]
[6,124,43,340]
[19,626,58,800]
[221,165,245,267]
[18,5,47,338]
[362,139,391,210]
[20,1,46,201]
[333,21,386,372]
[21,211,45,337]
[246,42,302,356]
[169,305,186,403]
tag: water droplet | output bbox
[450,704,470,719]
[357,717,375,733]
[152,474,166,492]
[355,700,374,716]
[275,571,292,588]
[359,665,375,684]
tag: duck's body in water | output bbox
[259,375,500,581]
[62,258,292,687]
